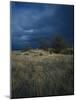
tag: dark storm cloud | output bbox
[11,2,74,49]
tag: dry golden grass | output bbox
[11,49,74,98]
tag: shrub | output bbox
[21,46,32,52]
[51,36,68,53]
[24,52,29,55]
[48,48,54,54]
[60,48,74,55]
[39,53,43,56]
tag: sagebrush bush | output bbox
[60,48,74,54]
[39,53,43,56]
[47,48,74,54]
[24,52,29,55]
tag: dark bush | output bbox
[48,48,54,54]
[39,53,43,56]
[51,36,68,53]
[60,48,74,55]
[24,52,29,55]
[21,46,32,52]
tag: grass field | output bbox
[11,49,74,98]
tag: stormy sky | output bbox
[11,2,74,50]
